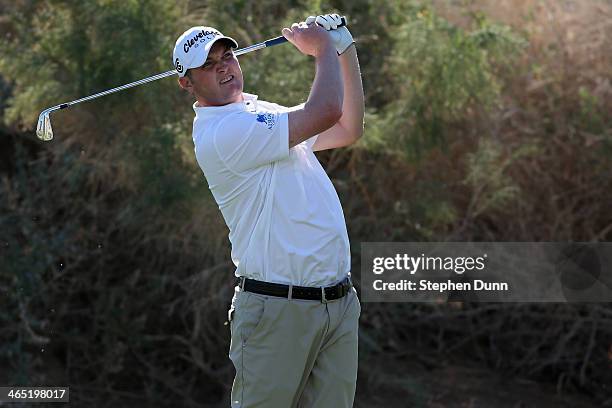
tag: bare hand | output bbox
[282,22,334,57]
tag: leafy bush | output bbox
[1,0,611,406]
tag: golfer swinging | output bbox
[174,13,364,407]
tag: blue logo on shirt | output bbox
[256,113,276,130]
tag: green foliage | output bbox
[465,138,538,217]
[368,2,525,159]
[0,0,181,126]
[578,86,607,135]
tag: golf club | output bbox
[36,17,347,141]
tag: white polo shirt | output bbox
[192,93,350,286]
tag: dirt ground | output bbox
[354,353,602,408]
[1,351,603,407]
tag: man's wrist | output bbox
[315,43,338,59]
[337,42,355,55]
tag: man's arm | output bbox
[313,43,364,151]
[282,24,343,149]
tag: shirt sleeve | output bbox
[213,110,289,174]
[282,103,319,150]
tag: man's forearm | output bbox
[338,44,365,140]
[289,43,343,148]
[306,45,344,117]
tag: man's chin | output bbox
[225,84,244,102]
[198,86,243,106]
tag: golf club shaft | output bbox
[47,17,347,113]
[48,36,284,112]
[36,16,347,141]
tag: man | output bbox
[173,13,364,407]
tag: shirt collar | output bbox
[193,93,258,118]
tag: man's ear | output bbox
[178,76,193,94]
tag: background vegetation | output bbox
[1,0,610,406]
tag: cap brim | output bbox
[196,36,238,65]
[212,36,238,49]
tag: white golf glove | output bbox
[306,14,354,55]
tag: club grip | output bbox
[264,16,348,48]
[264,36,290,48]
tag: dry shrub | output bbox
[0,124,237,406]
[340,0,612,403]
[1,0,611,406]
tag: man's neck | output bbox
[195,93,244,108]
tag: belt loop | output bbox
[288,284,293,300]
[240,277,246,291]
[321,286,328,303]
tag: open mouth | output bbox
[220,75,234,84]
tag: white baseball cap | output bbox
[173,26,238,77]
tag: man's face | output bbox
[180,41,243,106]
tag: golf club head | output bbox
[36,109,54,141]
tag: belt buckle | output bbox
[321,286,328,303]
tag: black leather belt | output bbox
[237,276,352,303]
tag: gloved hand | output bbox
[305,14,354,55]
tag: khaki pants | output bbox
[227,284,360,408]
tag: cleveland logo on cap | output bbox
[183,29,221,53]
[175,58,184,73]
